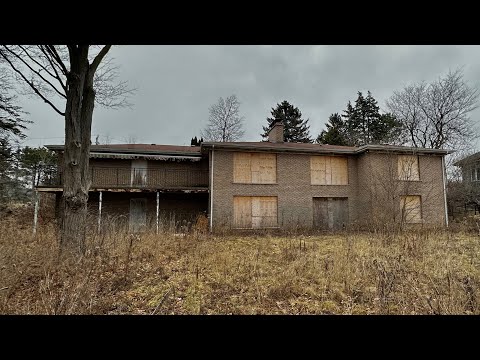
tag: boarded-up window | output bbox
[131,159,148,186]
[400,195,422,223]
[233,153,276,184]
[233,196,278,228]
[311,156,348,185]
[398,155,420,181]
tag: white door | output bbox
[131,159,148,186]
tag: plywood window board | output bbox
[233,153,276,184]
[311,156,348,185]
[398,155,420,181]
[400,195,422,223]
[233,196,278,228]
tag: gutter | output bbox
[200,143,452,156]
[45,145,202,157]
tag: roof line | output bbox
[45,145,202,157]
[200,142,452,155]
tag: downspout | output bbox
[156,191,159,234]
[442,156,449,227]
[210,145,214,232]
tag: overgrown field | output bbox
[1,218,479,314]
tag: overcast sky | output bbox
[16,45,480,149]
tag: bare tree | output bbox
[201,95,245,142]
[386,68,479,153]
[0,45,134,254]
[364,151,439,231]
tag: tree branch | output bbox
[0,48,65,116]
[45,45,69,76]
[4,46,66,99]
[39,46,67,93]
[90,45,112,75]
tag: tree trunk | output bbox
[60,46,91,254]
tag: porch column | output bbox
[98,191,103,234]
[33,190,39,235]
[156,191,159,234]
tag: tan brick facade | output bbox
[210,149,447,230]
[44,143,448,233]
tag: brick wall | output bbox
[210,149,447,230]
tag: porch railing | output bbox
[38,167,209,188]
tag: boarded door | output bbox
[129,198,147,233]
[313,197,348,230]
[131,159,148,186]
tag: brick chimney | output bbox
[267,119,284,143]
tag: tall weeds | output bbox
[0,217,478,314]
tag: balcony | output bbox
[37,167,209,189]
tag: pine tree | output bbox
[339,91,402,146]
[316,113,348,145]
[190,136,204,146]
[261,100,312,143]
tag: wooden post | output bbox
[98,191,103,234]
[33,190,39,235]
[156,191,159,234]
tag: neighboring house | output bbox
[454,152,480,183]
[36,121,450,232]
[452,152,480,213]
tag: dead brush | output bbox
[1,217,480,314]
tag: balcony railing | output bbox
[38,167,209,189]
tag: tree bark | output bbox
[60,46,90,254]
[60,45,110,255]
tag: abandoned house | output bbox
[36,121,450,232]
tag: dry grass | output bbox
[0,218,479,314]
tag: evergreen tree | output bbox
[0,137,29,206]
[317,91,402,146]
[18,146,58,189]
[190,136,204,146]
[316,113,348,145]
[262,100,312,143]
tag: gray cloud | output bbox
[16,45,480,148]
